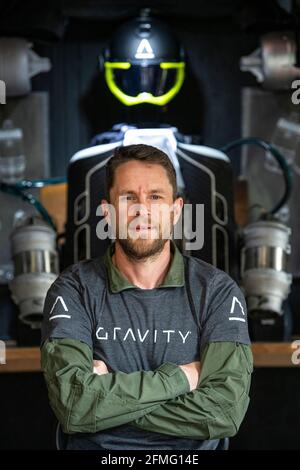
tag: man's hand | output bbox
[93,360,109,375]
[178,361,201,391]
[93,359,201,391]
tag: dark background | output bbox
[0,0,300,450]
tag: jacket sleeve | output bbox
[129,341,253,440]
[129,271,254,440]
[41,337,190,434]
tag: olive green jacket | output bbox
[41,338,253,439]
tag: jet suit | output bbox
[65,125,237,278]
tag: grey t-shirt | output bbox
[42,252,250,450]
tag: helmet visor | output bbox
[114,64,178,96]
[104,62,185,106]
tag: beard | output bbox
[117,236,168,262]
[116,215,173,262]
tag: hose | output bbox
[0,177,66,230]
[220,137,293,216]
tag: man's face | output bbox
[102,160,183,261]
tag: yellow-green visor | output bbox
[104,61,185,106]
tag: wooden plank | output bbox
[40,182,67,234]
[1,342,300,373]
[252,342,300,368]
[234,179,249,227]
[0,347,41,373]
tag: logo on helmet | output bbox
[135,39,155,59]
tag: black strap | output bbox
[183,256,202,336]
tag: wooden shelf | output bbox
[0,342,300,373]
[0,347,41,373]
[252,342,300,368]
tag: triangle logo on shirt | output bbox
[49,296,71,321]
[229,296,246,322]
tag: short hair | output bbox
[105,144,177,201]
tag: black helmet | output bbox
[100,9,185,106]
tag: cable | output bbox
[220,137,293,216]
[0,177,67,230]
[15,177,66,189]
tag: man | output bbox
[41,144,253,450]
